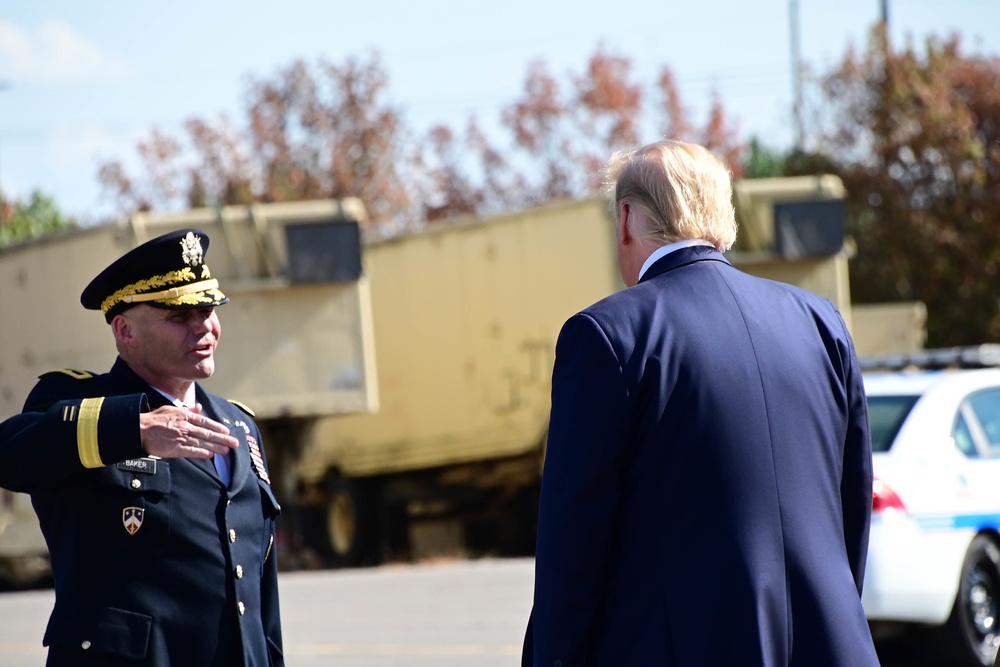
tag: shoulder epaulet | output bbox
[39,369,95,380]
[228,399,256,417]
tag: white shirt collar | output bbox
[638,239,714,281]
[152,387,193,408]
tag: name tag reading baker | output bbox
[117,458,157,475]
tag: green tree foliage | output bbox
[742,138,787,178]
[817,27,1000,346]
[0,190,75,245]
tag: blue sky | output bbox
[0,0,997,223]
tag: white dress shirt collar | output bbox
[638,239,714,281]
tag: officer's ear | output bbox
[111,312,136,347]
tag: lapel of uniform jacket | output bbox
[638,245,731,284]
[198,388,252,494]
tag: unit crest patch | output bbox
[123,507,144,535]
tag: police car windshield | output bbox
[867,395,920,453]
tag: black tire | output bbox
[324,476,374,568]
[938,533,1000,666]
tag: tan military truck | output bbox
[0,199,377,584]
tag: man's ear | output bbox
[618,203,633,246]
[111,313,134,347]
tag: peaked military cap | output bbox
[81,229,229,322]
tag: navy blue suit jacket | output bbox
[525,246,877,666]
[0,358,283,667]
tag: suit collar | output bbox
[638,239,714,279]
[637,245,730,284]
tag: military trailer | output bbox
[291,175,859,566]
[0,199,377,584]
[2,176,900,576]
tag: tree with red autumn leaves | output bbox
[54,27,1000,348]
[99,56,412,227]
[811,26,1000,346]
[97,47,743,232]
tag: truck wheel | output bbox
[325,476,372,568]
[938,534,1000,666]
[0,555,51,590]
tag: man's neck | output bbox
[133,368,195,405]
[118,357,196,405]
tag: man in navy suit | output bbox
[0,230,283,666]
[523,140,879,666]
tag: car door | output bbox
[951,387,1000,522]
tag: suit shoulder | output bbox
[577,284,646,326]
[227,399,256,418]
[24,369,105,410]
[727,265,838,306]
[39,368,98,381]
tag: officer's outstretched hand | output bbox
[139,404,240,459]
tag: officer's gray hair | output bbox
[604,140,737,251]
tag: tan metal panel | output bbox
[298,198,621,480]
[0,201,376,422]
[0,226,128,419]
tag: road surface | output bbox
[0,557,533,667]
[0,557,954,666]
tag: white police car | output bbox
[863,347,1000,666]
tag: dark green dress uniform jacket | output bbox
[0,357,284,667]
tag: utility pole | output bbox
[0,81,8,227]
[790,0,804,151]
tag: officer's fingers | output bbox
[192,442,227,457]
[142,435,213,460]
[179,443,216,459]
[187,411,232,436]
[174,429,227,458]
[187,418,239,451]
[196,429,239,451]
[141,410,236,458]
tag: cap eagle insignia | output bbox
[179,232,204,267]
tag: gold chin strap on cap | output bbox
[101,278,221,315]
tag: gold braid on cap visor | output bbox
[99,265,227,315]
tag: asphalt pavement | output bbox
[0,557,959,666]
[0,557,533,667]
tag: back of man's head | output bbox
[604,140,737,251]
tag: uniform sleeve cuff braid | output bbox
[86,393,149,466]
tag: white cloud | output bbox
[0,21,137,85]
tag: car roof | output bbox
[864,368,1000,397]
[864,371,951,396]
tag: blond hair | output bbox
[604,140,737,251]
